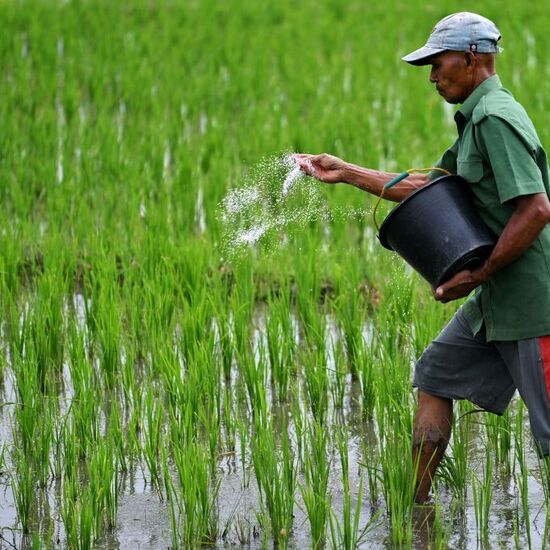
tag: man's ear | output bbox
[465,51,476,66]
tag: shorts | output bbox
[413,307,550,456]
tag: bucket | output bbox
[378,175,496,287]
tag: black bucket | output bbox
[378,175,496,287]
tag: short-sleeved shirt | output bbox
[433,74,550,341]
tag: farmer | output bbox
[295,12,550,503]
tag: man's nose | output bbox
[430,69,437,83]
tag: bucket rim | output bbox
[377,173,468,250]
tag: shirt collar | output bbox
[455,74,502,124]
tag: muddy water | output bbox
[0,305,548,548]
[0,395,546,548]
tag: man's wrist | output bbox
[474,263,491,284]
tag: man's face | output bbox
[429,51,474,104]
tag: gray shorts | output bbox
[414,307,550,456]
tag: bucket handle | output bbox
[373,167,452,232]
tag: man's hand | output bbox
[433,267,488,303]
[293,153,347,184]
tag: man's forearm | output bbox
[481,193,550,279]
[342,163,430,202]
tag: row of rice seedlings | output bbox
[330,339,348,412]
[486,408,513,473]
[251,414,296,548]
[538,456,550,547]
[59,413,122,547]
[299,419,331,548]
[436,401,473,504]
[514,400,532,548]
[358,337,377,421]
[167,440,220,547]
[302,341,330,426]
[377,409,416,547]
[471,456,493,546]
[265,292,296,400]
[332,270,368,381]
[328,425,372,549]
[142,387,164,496]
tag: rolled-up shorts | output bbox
[413,307,550,456]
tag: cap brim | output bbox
[401,45,445,66]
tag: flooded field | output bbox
[2,0,550,548]
[0,297,549,549]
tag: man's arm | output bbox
[294,153,430,202]
[435,192,550,302]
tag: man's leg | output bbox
[412,390,453,503]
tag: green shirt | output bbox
[434,74,550,341]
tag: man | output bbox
[295,12,550,503]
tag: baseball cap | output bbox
[402,12,502,66]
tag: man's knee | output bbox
[413,422,449,450]
[413,390,453,450]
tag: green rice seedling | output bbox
[290,385,305,468]
[142,387,164,496]
[223,383,236,453]
[212,297,234,381]
[105,394,128,473]
[539,456,550,549]
[34,400,55,489]
[302,346,329,426]
[265,295,295,400]
[486,409,512,473]
[514,401,532,549]
[436,404,470,504]
[180,290,215,368]
[334,286,365,380]
[172,441,220,547]
[251,416,296,548]
[29,273,66,387]
[373,274,415,362]
[70,383,100,460]
[61,478,94,550]
[59,416,79,489]
[10,448,36,534]
[11,352,40,460]
[513,502,522,550]
[358,338,376,421]
[377,402,416,547]
[120,332,138,412]
[329,425,375,549]
[229,265,255,359]
[426,495,455,550]
[237,416,251,488]
[364,456,381,507]
[125,392,143,466]
[299,420,331,549]
[197,394,221,475]
[294,256,324,344]
[330,339,347,411]
[471,457,493,546]
[237,344,268,423]
[96,292,122,390]
[87,436,120,533]
[162,445,180,550]
[61,476,80,550]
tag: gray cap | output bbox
[402,12,502,66]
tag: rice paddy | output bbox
[2,0,550,548]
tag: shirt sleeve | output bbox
[476,114,545,203]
